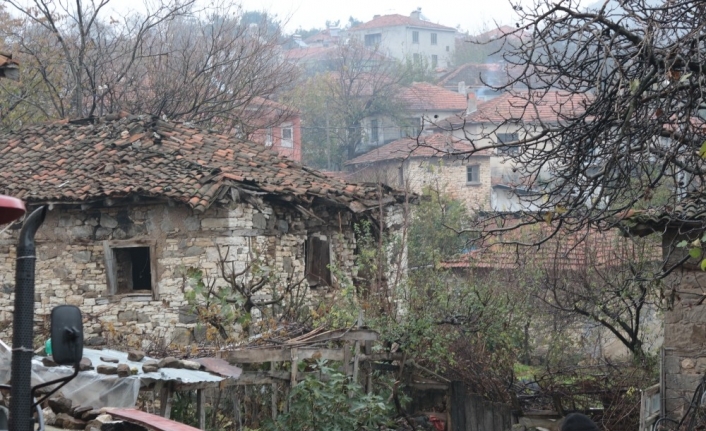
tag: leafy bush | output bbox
[264,360,393,431]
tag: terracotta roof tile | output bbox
[446,91,590,126]
[399,82,467,112]
[345,133,491,166]
[442,224,662,270]
[0,114,404,212]
[351,14,455,31]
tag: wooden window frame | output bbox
[305,234,332,287]
[466,165,481,185]
[103,239,158,299]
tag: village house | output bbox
[360,82,469,153]
[0,113,406,348]
[345,133,492,212]
[347,9,456,69]
[436,90,588,212]
[248,97,303,162]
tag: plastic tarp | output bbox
[0,344,223,410]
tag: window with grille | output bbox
[412,31,419,44]
[431,33,437,45]
[466,165,480,184]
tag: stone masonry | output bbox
[0,200,358,350]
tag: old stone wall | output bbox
[0,200,358,350]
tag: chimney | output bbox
[457,80,467,95]
[410,8,421,20]
[466,92,477,114]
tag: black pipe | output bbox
[9,206,46,431]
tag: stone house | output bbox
[344,133,492,212]
[435,91,589,212]
[624,199,706,420]
[248,97,303,162]
[347,9,456,68]
[0,114,406,348]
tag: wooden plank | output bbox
[271,362,277,420]
[466,393,478,431]
[292,328,379,344]
[290,348,298,387]
[103,241,117,295]
[225,348,344,364]
[197,389,205,430]
[408,382,449,391]
[343,343,352,376]
[364,340,373,394]
[450,381,466,431]
[106,408,202,431]
[159,386,173,419]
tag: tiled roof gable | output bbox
[0,114,402,212]
[350,14,455,32]
[345,133,491,166]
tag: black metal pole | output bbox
[9,206,46,431]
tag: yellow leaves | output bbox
[699,141,706,158]
[544,212,553,224]
[701,258,706,272]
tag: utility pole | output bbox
[325,100,332,171]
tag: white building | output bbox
[348,9,456,69]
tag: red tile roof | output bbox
[442,224,662,271]
[285,46,338,62]
[0,114,404,213]
[399,82,467,112]
[350,14,455,32]
[0,52,19,81]
[345,133,491,166]
[447,91,589,125]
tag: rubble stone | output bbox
[56,413,86,429]
[42,356,58,367]
[180,360,201,370]
[96,365,117,375]
[79,357,93,371]
[42,407,57,425]
[127,350,145,362]
[48,395,72,414]
[142,360,159,373]
[117,363,130,377]
[100,356,119,363]
[158,356,179,369]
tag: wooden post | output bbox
[364,340,373,394]
[290,348,298,387]
[450,381,466,431]
[197,389,206,430]
[351,310,363,386]
[271,362,278,420]
[343,342,352,376]
[159,384,173,419]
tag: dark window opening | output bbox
[412,31,419,44]
[364,33,381,47]
[114,247,152,293]
[431,33,437,45]
[497,132,520,154]
[306,236,331,287]
[104,241,156,297]
[466,165,480,184]
[370,118,379,143]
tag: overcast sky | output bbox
[102,0,529,35]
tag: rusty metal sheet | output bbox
[194,357,243,378]
[106,408,202,431]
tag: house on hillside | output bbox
[249,97,302,162]
[434,91,588,211]
[304,27,342,47]
[345,133,492,212]
[0,113,406,348]
[347,9,456,68]
[360,82,469,153]
[436,63,511,100]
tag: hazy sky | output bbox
[104,0,528,35]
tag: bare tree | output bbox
[439,0,706,239]
[288,40,408,169]
[0,0,297,131]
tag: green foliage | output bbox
[408,187,475,267]
[264,360,393,431]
